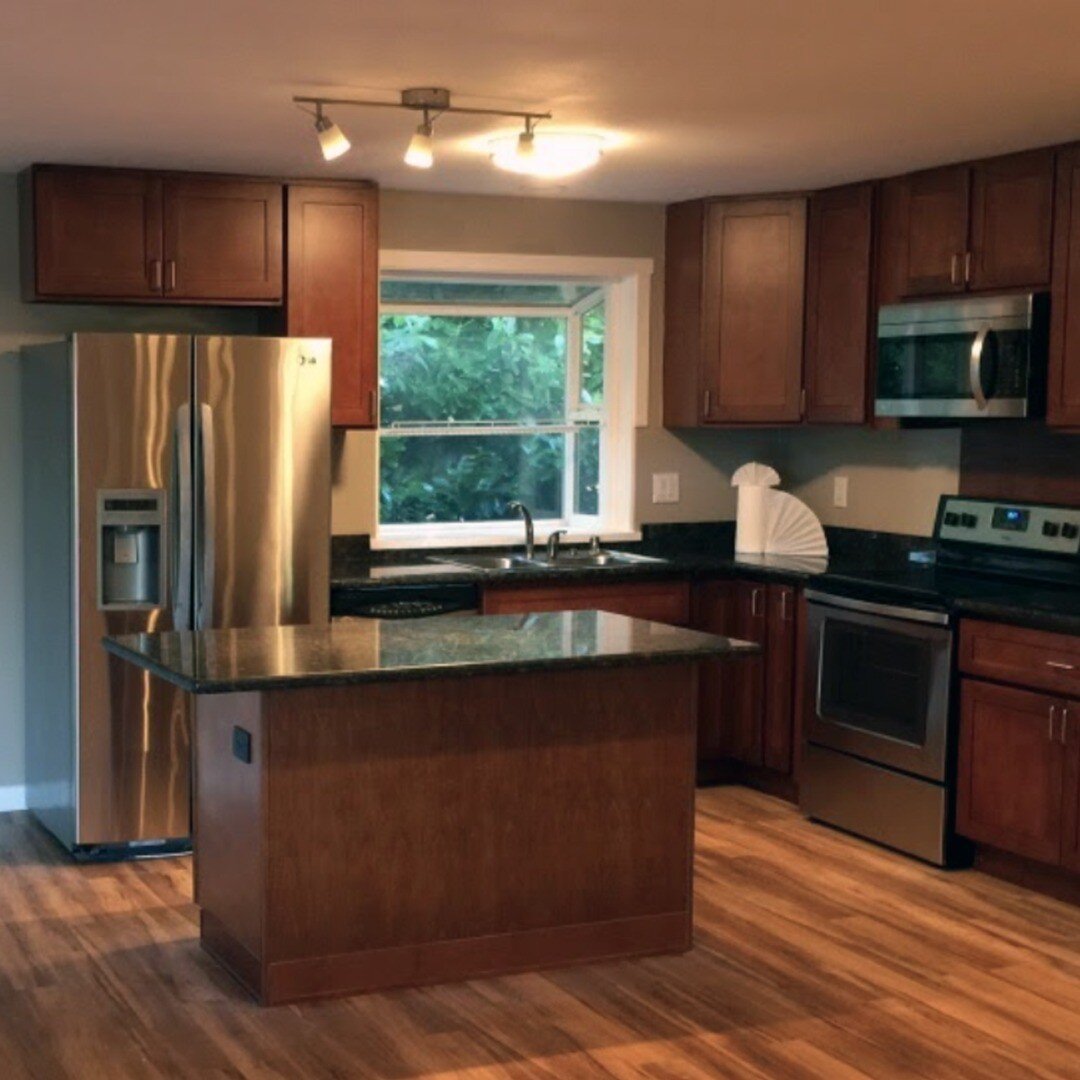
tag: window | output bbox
[375,255,649,548]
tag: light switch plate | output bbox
[652,472,680,504]
[833,475,849,509]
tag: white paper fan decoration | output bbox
[763,490,829,558]
[731,462,780,488]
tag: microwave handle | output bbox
[969,327,991,410]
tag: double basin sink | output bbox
[432,550,667,573]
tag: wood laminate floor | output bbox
[2,787,1079,1079]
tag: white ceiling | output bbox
[4,1,1080,203]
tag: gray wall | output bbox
[0,176,960,807]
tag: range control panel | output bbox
[936,497,1080,557]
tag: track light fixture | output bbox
[293,88,605,178]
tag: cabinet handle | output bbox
[165,260,177,292]
[964,251,973,284]
[1046,660,1076,671]
[780,590,791,621]
[751,587,763,618]
[950,254,961,286]
[369,388,378,425]
[1063,705,1070,746]
[1049,704,1059,741]
[703,389,712,418]
[149,259,163,291]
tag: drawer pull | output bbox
[1049,704,1057,741]
[1063,706,1070,746]
[1046,660,1076,671]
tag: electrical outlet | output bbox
[833,475,849,509]
[652,472,680,504]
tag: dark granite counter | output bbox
[104,610,758,694]
[330,523,1080,636]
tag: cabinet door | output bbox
[29,166,162,300]
[662,200,706,427]
[1049,144,1080,428]
[162,177,282,302]
[287,184,379,428]
[762,585,797,773]
[1063,699,1080,872]
[898,165,970,297]
[720,581,768,766]
[803,183,874,424]
[702,198,806,424]
[692,581,736,763]
[969,149,1054,292]
[957,679,1065,864]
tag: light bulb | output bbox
[314,113,350,161]
[516,129,536,161]
[404,121,434,169]
[489,131,603,178]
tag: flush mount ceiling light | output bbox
[293,88,605,177]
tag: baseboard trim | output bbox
[0,785,27,813]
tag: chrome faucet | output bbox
[507,501,535,559]
[546,529,568,560]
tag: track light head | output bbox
[314,104,350,161]
[404,111,435,169]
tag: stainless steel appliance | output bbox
[22,333,331,858]
[875,293,1048,419]
[801,494,1080,866]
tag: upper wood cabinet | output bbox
[285,183,379,429]
[1049,144,1080,428]
[161,177,282,302]
[879,150,1054,300]
[803,183,875,424]
[663,197,806,427]
[25,167,164,300]
[22,165,283,305]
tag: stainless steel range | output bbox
[800,494,1080,866]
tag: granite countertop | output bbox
[103,610,759,694]
[330,524,1080,636]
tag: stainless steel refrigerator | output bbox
[21,333,331,858]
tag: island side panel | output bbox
[259,662,697,1004]
[193,691,266,998]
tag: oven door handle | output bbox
[805,589,950,627]
[969,327,991,411]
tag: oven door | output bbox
[805,593,953,782]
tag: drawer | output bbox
[959,619,1080,697]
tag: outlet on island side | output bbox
[833,475,849,509]
[652,472,680,504]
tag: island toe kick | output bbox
[194,662,699,1004]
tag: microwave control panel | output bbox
[937,497,1080,556]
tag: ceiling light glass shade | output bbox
[315,114,351,161]
[489,132,603,178]
[404,122,434,168]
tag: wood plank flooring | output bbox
[1,787,1079,1079]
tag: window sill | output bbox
[372,527,643,552]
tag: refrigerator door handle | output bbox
[171,403,193,630]
[196,402,217,630]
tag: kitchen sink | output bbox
[431,550,667,573]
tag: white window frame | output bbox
[373,251,652,551]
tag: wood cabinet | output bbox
[481,580,691,625]
[24,166,163,300]
[880,150,1054,300]
[803,183,874,424]
[1049,143,1080,427]
[161,177,282,302]
[693,580,799,776]
[663,197,806,427]
[957,679,1066,865]
[285,184,379,428]
[22,164,284,305]
[959,619,1080,700]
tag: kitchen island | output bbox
[105,611,756,1005]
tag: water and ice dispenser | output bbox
[97,490,166,610]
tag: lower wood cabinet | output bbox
[957,679,1071,866]
[285,183,379,428]
[481,580,691,625]
[692,580,799,779]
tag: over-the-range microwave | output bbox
[875,292,1049,420]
